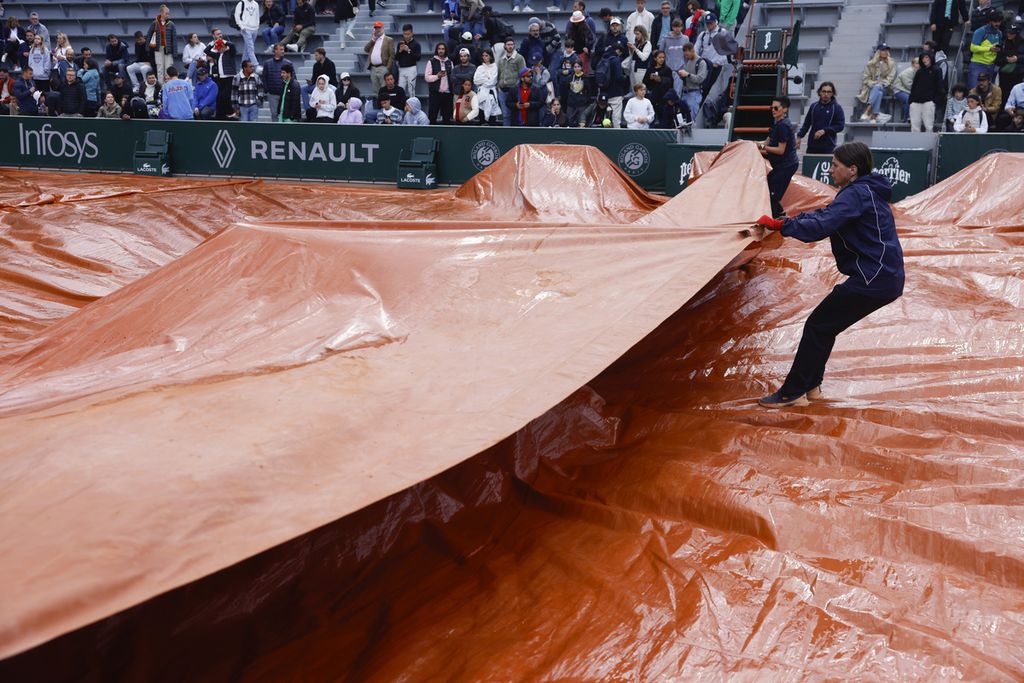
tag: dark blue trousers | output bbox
[767,161,798,217]
[780,286,897,397]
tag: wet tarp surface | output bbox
[1,147,1022,681]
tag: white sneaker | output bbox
[545,5,559,10]
[523,5,535,10]
[286,43,298,52]
[512,5,521,11]
[426,7,435,11]
[876,113,891,123]
[859,112,870,121]
[346,29,356,39]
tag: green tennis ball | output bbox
[602,117,612,127]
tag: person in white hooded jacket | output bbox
[233,0,261,70]
[307,74,337,121]
[337,96,364,124]
[402,96,430,125]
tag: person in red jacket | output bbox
[0,66,16,115]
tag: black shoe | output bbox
[758,390,809,408]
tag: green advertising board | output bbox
[802,148,930,202]
[663,143,723,196]
[0,117,678,191]
[936,133,1024,181]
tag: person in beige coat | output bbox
[364,21,395,94]
[856,44,897,122]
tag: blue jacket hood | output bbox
[857,171,893,202]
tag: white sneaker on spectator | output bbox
[523,5,535,10]
[512,6,521,11]
[346,29,356,38]
[426,7,435,11]
[545,5,559,10]
[876,113,891,123]
[286,43,299,52]
[859,112,870,121]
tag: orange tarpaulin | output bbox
[1,146,1022,680]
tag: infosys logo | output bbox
[19,123,98,163]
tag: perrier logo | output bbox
[875,156,911,186]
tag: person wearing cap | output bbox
[27,12,49,49]
[566,12,597,66]
[506,66,544,126]
[109,71,134,110]
[336,72,361,109]
[970,69,1002,124]
[650,1,678,51]
[606,17,629,54]
[452,47,478,92]
[396,24,423,95]
[626,0,654,45]
[968,7,1003,89]
[364,21,395,94]
[930,0,968,54]
[520,21,547,68]
[497,38,526,125]
[587,92,613,126]
[953,92,988,131]
[425,42,455,124]
[234,0,261,67]
[996,20,1024,100]
[856,44,897,122]
[754,141,905,408]
[276,63,303,121]
[693,12,733,125]
[0,65,14,116]
[599,41,629,127]
[231,59,265,121]
[564,1,598,37]
[193,66,219,119]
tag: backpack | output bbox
[228,1,242,30]
[594,56,612,88]
[491,16,515,44]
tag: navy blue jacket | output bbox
[797,99,845,154]
[781,173,905,300]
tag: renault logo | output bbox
[212,129,236,169]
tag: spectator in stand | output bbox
[77,59,101,116]
[682,0,705,42]
[365,21,394,94]
[307,74,336,121]
[564,1,598,36]
[590,8,614,70]
[909,51,945,132]
[207,28,238,119]
[513,0,534,13]
[182,33,207,81]
[12,66,42,114]
[160,67,194,119]
[497,38,525,126]
[53,32,74,61]
[231,59,265,120]
[148,5,177,84]
[395,25,422,95]
[930,0,967,54]
[128,31,156,90]
[52,49,74,85]
[676,42,705,124]
[541,97,567,126]
[262,43,293,116]
[0,65,13,115]
[136,71,162,117]
[953,92,988,131]
[281,0,316,52]
[4,17,25,67]
[551,45,578,100]
[336,72,360,107]
[235,0,260,67]
[856,43,897,122]
[660,18,688,95]
[626,0,654,45]
[377,71,407,110]
[521,21,546,69]
[400,95,428,124]
[892,57,918,121]
[73,47,94,72]
[718,0,741,32]
[452,48,477,89]
[968,7,1003,90]
[375,92,402,123]
[624,25,652,87]
[57,68,87,116]
[97,91,123,118]
[532,55,555,101]
[337,96,363,123]
[971,70,1002,125]
[507,66,544,126]
[564,59,594,126]
[650,1,677,52]
[302,47,336,111]
[944,82,968,129]
[453,79,479,123]
[624,82,654,128]
[600,42,629,127]
[642,49,672,115]
[587,92,612,126]
[1001,80,1024,127]
[997,21,1024,104]
[109,72,133,109]
[796,81,844,154]
[424,43,454,124]
[26,35,48,90]
[474,48,500,123]
[103,34,131,89]
[276,63,302,120]
[759,95,799,218]
[923,39,949,85]
[27,12,48,48]
[694,13,733,122]
[193,66,218,119]
[606,17,629,55]
[566,12,596,70]
[260,0,287,50]
[15,30,32,72]
[336,0,359,41]
[1003,107,1024,131]
[967,0,994,37]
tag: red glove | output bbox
[756,214,784,231]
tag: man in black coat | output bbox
[929,0,968,54]
[206,28,239,119]
[56,69,87,116]
[276,63,303,121]
[506,67,545,126]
